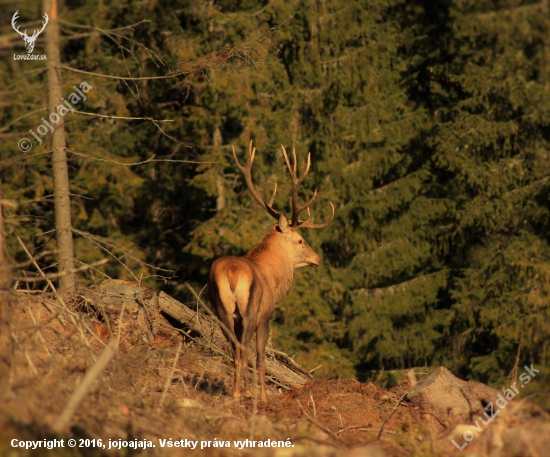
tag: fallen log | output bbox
[158,292,312,390]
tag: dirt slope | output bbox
[0,288,548,457]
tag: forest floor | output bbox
[0,288,547,457]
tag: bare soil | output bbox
[0,289,547,457]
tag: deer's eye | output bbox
[298,239,303,244]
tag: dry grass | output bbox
[2,288,549,457]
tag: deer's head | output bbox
[233,141,334,268]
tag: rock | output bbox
[407,366,501,425]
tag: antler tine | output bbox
[296,188,318,214]
[267,183,278,207]
[296,202,335,230]
[280,145,299,225]
[11,11,26,38]
[34,13,49,37]
[232,142,280,221]
[280,145,317,226]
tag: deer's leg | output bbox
[232,316,246,399]
[217,308,242,399]
[256,318,269,401]
[240,320,255,398]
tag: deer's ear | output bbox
[278,213,290,233]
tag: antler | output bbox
[232,141,280,221]
[32,13,49,39]
[11,11,27,39]
[280,145,335,229]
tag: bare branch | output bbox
[14,258,108,282]
[15,234,95,358]
[67,149,214,165]
[53,339,118,433]
[72,110,173,122]
[72,228,174,273]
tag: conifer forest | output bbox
[1,0,550,420]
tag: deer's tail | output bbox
[209,257,253,321]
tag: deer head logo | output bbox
[12,11,49,54]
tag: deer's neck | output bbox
[245,229,294,301]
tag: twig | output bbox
[13,259,108,282]
[53,340,118,432]
[297,400,335,438]
[337,425,395,435]
[68,149,214,165]
[73,229,173,273]
[0,108,49,133]
[151,120,195,148]
[12,332,38,375]
[183,282,240,349]
[27,306,52,358]
[59,65,179,81]
[117,304,126,346]
[74,259,111,280]
[0,151,52,165]
[159,342,182,408]
[80,319,107,347]
[377,390,409,439]
[16,235,95,359]
[310,391,317,419]
[268,348,313,379]
[72,110,172,122]
[60,19,151,33]
[508,344,521,384]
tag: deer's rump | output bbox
[208,256,262,321]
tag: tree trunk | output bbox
[213,126,226,211]
[0,182,14,386]
[44,0,75,292]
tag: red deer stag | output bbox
[208,141,334,401]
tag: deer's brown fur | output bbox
[208,142,333,401]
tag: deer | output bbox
[208,141,334,401]
[11,11,49,54]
